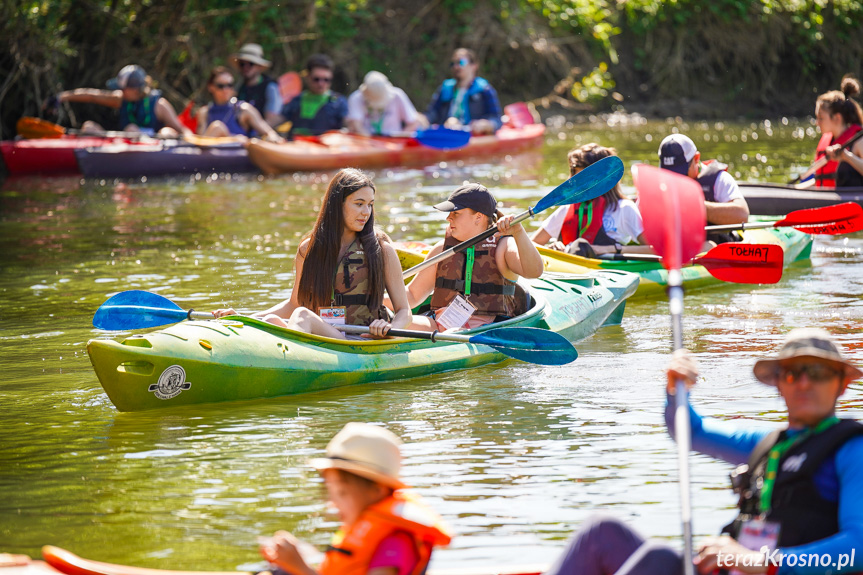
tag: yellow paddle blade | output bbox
[16,117,66,139]
[182,133,246,147]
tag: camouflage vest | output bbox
[430,233,520,317]
[332,237,390,326]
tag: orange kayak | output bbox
[246,124,545,175]
[36,546,545,575]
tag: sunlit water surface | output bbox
[1,117,862,570]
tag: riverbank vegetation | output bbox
[2,0,862,138]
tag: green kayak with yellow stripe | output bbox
[539,226,812,299]
[87,267,638,412]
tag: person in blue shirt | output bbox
[196,66,283,142]
[545,328,863,575]
[281,54,348,138]
[423,48,502,135]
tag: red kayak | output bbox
[0,137,122,176]
[36,546,545,575]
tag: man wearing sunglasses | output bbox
[281,54,347,138]
[424,48,502,135]
[231,43,283,128]
[544,328,863,574]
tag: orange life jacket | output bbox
[559,196,611,245]
[319,491,452,575]
[429,233,521,317]
[815,125,863,188]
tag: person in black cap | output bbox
[58,65,191,137]
[658,134,749,243]
[393,183,543,332]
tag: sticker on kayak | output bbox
[148,365,192,400]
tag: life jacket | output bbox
[237,74,276,118]
[319,491,452,575]
[286,91,347,136]
[331,237,391,326]
[559,196,614,246]
[433,77,500,128]
[119,90,162,131]
[697,160,741,245]
[205,99,248,136]
[724,418,863,548]
[815,125,863,188]
[430,233,522,318]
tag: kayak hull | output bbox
[740,182,863,215]
[87,270,638,411]
[0,137,118,175]
[36,546,544,575]
[539,226,812,299]
[247,124,545,174]
[74,143,256,179]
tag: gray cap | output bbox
[107,65,147,90]
[752,328,863,385]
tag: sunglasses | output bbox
[780,364,841,384]
[212,83,234,90]
[310,76,332,84]
[450,57,470,68]
[238,61,256,68]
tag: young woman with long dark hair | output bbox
[215,168,411,338]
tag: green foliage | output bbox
[571,62,615,104]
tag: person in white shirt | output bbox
[532,143,651,258]
[346,71,419,137]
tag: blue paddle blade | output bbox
[415,127,471,150]
[92,290,186,330]
[534,155,625,213]
[468,327,578,365]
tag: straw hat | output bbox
[231,43,272,68]
[753,328,863,385]
[360,71,394,108]
[310,422,406,489]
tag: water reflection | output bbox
[1,119,862,570]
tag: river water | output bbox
[1,117,861,570]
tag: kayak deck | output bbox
[87,270,638,411]
[539,225,812,299]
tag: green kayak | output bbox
[87,270,639,411]
[539,226,813,299]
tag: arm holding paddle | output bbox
[826,138,863,179]
[497,213,544,279]
[58,88,124,108]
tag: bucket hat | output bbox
[231,43,272,68]
[309,422,406,489]
[360,71,393,108]
[753,328,863,385]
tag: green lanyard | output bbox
[577,202,594,237]
[368,107,384,135]
[464,246,475,297]
[759,416,839,513]
[125,96,152,127]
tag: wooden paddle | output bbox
[402,155,625,279]
[706,202,863,235]
[788,129,863,186]
[601,242,785,284]
[634,163,704,575]
[91,290,577,366]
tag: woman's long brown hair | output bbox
[296,168,385,314]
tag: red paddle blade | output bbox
[279,72,302,104]
[634,164,706,271]
[503,102,537,128]
[695,243,784,284]
[778,202,863,235]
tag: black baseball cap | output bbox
[433,183,497,217]
[658,134,698,176]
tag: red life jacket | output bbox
[815,125,863,188]
[560,197,608,245]
[319,491,452,575]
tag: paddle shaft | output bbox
[339,324,473,343]
[401,209,534,279]
[669,271,695,575]
[790,129,863,184]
